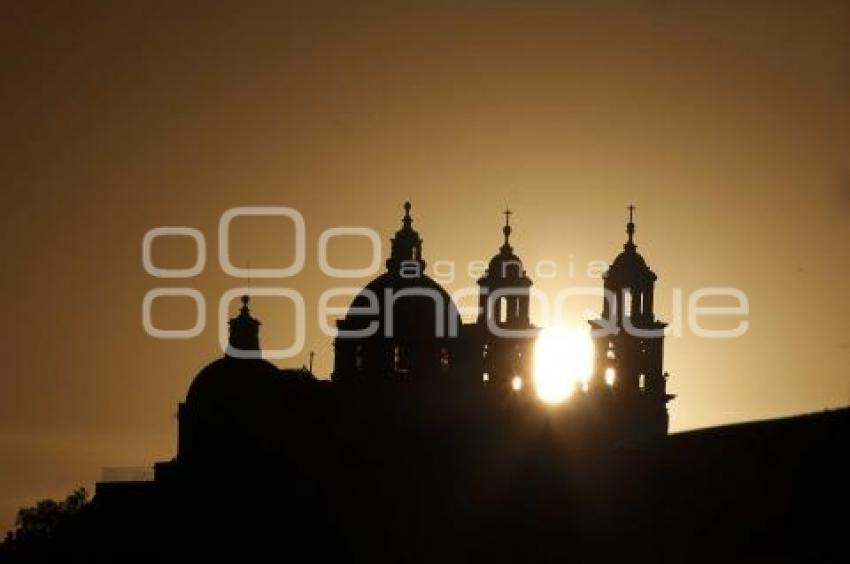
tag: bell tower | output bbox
[473,210,536,393]
[588,206,674,438]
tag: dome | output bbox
[342,271,461,338]
[339,202,460,338]
[332,202,462,381]
[186,356,282,410]
[177,295,321,462]
[180,357,283,461]
[184,295,313,411]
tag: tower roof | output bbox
[606,205,657,285]
[481,209,532,286]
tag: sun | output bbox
[533,326,595,404]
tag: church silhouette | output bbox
[5,203,846,563]
[175,202,673,472]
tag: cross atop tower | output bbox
[502,208,513,249]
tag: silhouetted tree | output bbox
[6,487,88,543]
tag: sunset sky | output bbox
[1,0,849,533]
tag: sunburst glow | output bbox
[533,327,595,404]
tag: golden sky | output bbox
[1,0,849,533]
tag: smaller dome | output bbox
[186,356,281,409]
[178,295,320,462]
[605,207,657,285]
[487,249,524,280]
[607,248,656,284]
[611,247,649,271]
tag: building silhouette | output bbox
[11,203,847,564]
[168,201,673,468]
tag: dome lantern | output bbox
[386,201,426,273]
[227,295,261,357]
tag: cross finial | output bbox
[501,208,513,249]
